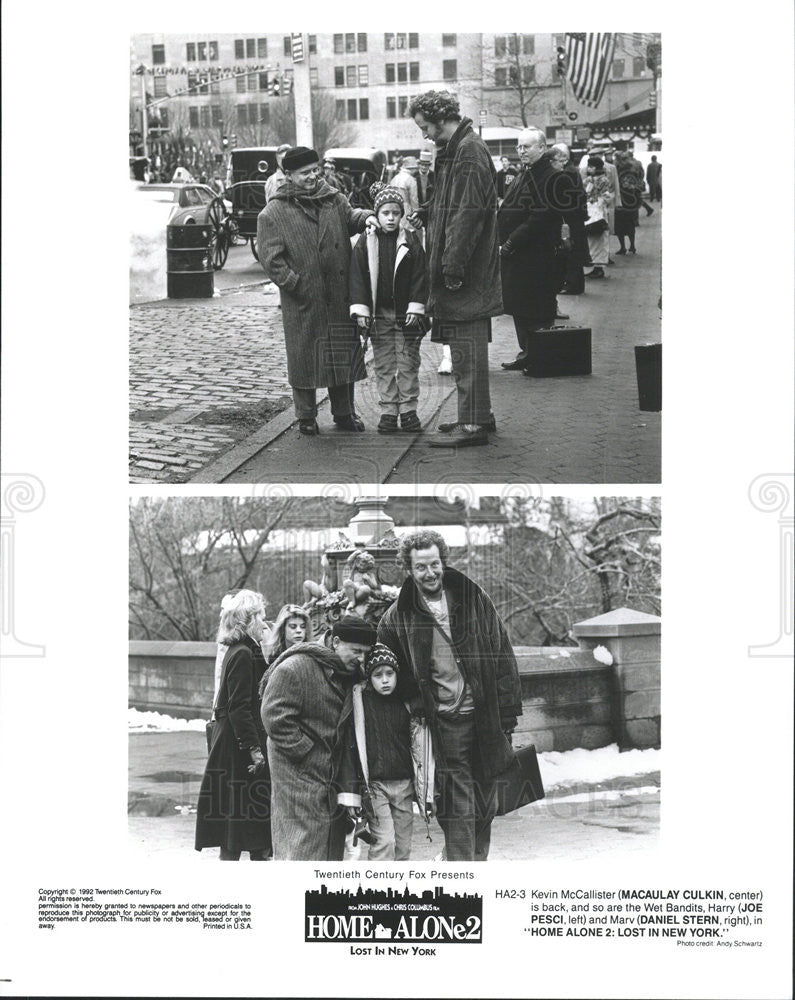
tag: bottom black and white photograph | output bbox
[128,492,661,864]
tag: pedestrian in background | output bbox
[257,146,378,436]
[406,90,501,447]
[262,603,314,667]
[550,142,587,296]
[646,155,662,203]
[265,144,292,203]
[584,156,613,279]
[389,156,421,229]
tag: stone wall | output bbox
[128,607,661,750]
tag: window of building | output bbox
[248,102,258,123]
[359,98,369,119]
[522,34,534,54]
[186,42,196,61]
[358,33,367,52]
[237,105,248,125]
[398,95,408,116]
[409,32,419,48]
[308,35,317,54]
[259,72,269,90]
[335,99,346,120]
[235,39,245,59]
[246,38,256,59]
[284,36,292,56]
[160,108,169,127]
[495,35,519,57]
[248,72,258,90]
[153,76,168,97]
[189,106,200,127]
[386,97,396,118]
[524,64,536,84]
[309,66,319,87]
[260,103,270,125]
[335,66,345,86]
[612,58,625,78]
[409,61,419,82]
[384,33,395,50]
[152,44,165,64]
[346,65,357,87]
[397,62,407,83]
[211,81,220,94]
[442,33,457,47]
[347,98,358,120]
[358,65,369,86]
[494,67,507,87]
[334,34,344,54]
[345,32,356,53]
[211,104,222,126]
[633,55,646,76]
[495,36,506,57]
[209,40,218,60]
[386,63,396,83]
[443,59,457,81]
[396,33,406,48]
[200,106,210,127]
[236,74,247,93]
[257,38,267,58]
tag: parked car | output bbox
[132,183,234,268]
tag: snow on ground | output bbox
[539,744,660,791]
[129,708,206,733]
[130,184,171,304]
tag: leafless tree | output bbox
[481,33,551,128]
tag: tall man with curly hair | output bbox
[406,91,502,448]
[377,530,523,860]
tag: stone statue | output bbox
[302,553,338,604]
[342,549,380,618]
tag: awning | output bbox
[587,107,655,130]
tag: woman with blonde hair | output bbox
[195,589,272,860]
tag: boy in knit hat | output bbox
[347,643,434,860]
[350,183,428,434]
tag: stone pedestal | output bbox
[573,607,661,750]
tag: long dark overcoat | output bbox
[497,153,571,323]
[257,181,373,389]
[425,118,503,324]
[376,566,523,781]
[260,642,357,861]
[195,636,271,855]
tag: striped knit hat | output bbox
[365,642,400,678]
[369,181,405,216]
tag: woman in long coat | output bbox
[257,147,377,435]
[195,590,272,860]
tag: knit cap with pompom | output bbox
[369,181,405,216]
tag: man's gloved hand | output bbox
[248,747,268,776]
[444,277,463,291]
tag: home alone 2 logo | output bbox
[305,885,483,944]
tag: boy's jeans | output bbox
[372,307,421,415]
[367,778,415,860]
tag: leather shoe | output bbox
[556,309,570,320]
[333,414,365,432]
[428,426,489,448]
[501,358,527,371]
[438,416,497,433]
[298,419,319,436]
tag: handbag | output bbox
[584,217,608,234]
[495,744,545,816]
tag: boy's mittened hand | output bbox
[356,315,370,329]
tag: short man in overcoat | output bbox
[257,146,377,435]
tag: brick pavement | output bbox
[130,212,661,484]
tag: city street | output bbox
[130,212,661,485]
[128,730,660,863]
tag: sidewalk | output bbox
[128,731,660,863]
[129,213,661,484]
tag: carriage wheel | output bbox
[208,197,230,270]
[250,237,259,262]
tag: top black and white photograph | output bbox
[129,31,662,485]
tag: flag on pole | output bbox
[563,33,616,108]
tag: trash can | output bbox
[634,343,662,411]
[166,224,214,299]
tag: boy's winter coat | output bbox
[349,229,429,333]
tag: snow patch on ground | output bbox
[129,709,206,733]
[540,744,660,789]
[130,184,171,303]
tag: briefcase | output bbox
[495,744,545,816]
[525,326,592,377]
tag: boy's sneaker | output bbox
[399,410,422,433]
[378,414,399,434]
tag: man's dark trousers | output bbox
[435,713,497,861]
